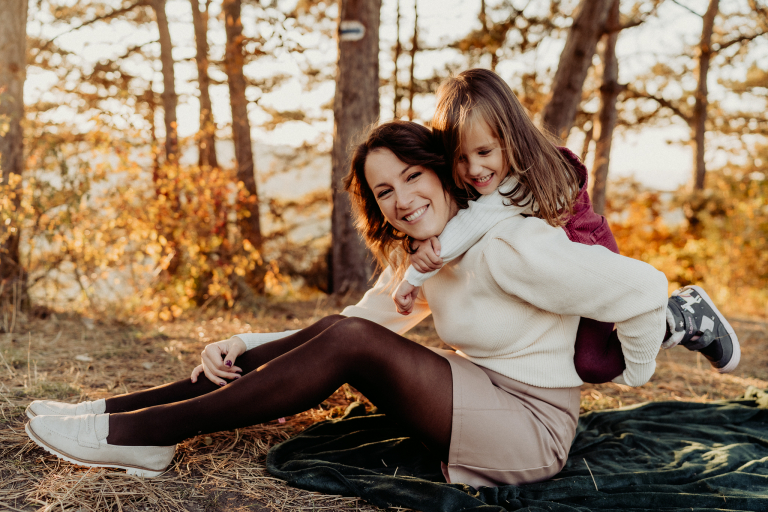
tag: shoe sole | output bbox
[683,285,740,373]
[25,422,165,478]
[26,406,37,419]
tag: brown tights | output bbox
[105,316,453,460]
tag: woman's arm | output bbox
[483,216,668,387]
[403,183,531,287]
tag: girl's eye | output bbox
[377,189,392,199]
[479,149,492,156]
[406,171,422,182]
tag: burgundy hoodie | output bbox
[558,147,619,254]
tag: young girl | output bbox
[392,68,739,383]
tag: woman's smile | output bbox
[364,148,457,240]
[403,205,429,222]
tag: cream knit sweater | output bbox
[237,215,668,389]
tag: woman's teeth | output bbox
[473,174,493,184]
[404,206,427,222]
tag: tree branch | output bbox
[38,1,148,54]
[714,30,767,53]
[670,0,703,17]
[625,86,693,125]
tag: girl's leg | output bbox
[105,315,347,413]
[107,317,454,460]
[573,318,625,383]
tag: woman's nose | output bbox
[394,188,414,210]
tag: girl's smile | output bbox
[458,119,509,194]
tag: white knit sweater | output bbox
[236,215,668,388]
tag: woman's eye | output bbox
[406,172,422,182]
[377,189,392,199]
[479,149,492,156]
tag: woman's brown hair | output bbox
[432,68,579,227]
[344,120,465,273]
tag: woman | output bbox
[25,121,668,487]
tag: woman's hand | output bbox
[411,237,443,273]
[190,337,247,386]
[393,280,419,315]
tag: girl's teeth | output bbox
[405,206,427,221]
[474,174,492,184]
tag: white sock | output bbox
[661,306,685,349]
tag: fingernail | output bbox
[225,361,232,367]
[234,375,240,379]
[219,382,225,386]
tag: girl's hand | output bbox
[191,337,246,386]
[393,280,418,315]
[411,237,443,273]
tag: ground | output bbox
[0,296,766,511]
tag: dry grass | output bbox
[1,295,766,511]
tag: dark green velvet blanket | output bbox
[266,399,768,511]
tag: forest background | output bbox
[1,0,767,324]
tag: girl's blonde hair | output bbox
[432,68,579,227]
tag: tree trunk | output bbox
[0,0,28,291]
[407,0,418,121]
[190,0,218,169]
[591,0,621,215]
[151,0,179,164]
[330,0,381,294]
[223,0,262,252]
[541,0,614,142]
[392,0,402,119]
[692,0,719,190]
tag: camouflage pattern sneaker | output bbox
[667,285,740,373]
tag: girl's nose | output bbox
[468,158,483,176]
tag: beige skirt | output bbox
[430,348,581,489]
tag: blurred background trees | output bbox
[0,0,766,322]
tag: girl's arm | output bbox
[483,216,668,387]
[403,183,530,287]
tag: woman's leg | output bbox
[105,315,347,413]
[107,317,454,460]
[573,318,625,383]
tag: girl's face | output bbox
[457,119,508,194]
[364,148,458,240]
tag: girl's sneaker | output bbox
[667,285,740,373]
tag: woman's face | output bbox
[364,148,458,240]
[457,118,508,194]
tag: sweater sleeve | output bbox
[403,187,530,287]
[342,266,432,335]
[235,268,431,351]
[482,216,668,387]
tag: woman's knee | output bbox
[312,317,395,357]
[314,314,347,331]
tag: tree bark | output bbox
[693,0,719,190]
[330,0,381,294]
[591,0,621,215]
[541,0,614,142]
[0,0,28,287]
[392,0,402,119]
[223,0,262,252]
[190,0,218,169]
[407,0,418,121]
[151,0,179,164]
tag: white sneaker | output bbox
[25,414,175,478]
[26,398,106,419]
